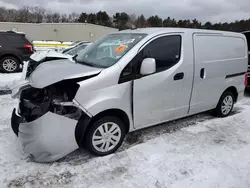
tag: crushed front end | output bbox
[11,80,86,162]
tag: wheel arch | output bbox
[0,53,22,64]
[223,86,238,102]
[213,86,238,117]
[75,108,130,148]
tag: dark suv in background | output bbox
[0,31,34,73]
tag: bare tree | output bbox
[6,9,17,22]
[0,7,6,22]
[68,12,79,22]
[52,13,60,23]
[45,10,53,23]
[60,14,68,23]
[31,6,45,23]
[16,6,31,22]
[128,13,137,28]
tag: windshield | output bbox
[75,33,147,68]
[65,44,90,56]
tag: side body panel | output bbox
[73,32,174,132]
[133,33,194,129]
[189,33,248,115]
[74,63,134,130]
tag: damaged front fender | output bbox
[18,112,79,162]
[10,78,95,162]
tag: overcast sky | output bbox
[0,0,250,23]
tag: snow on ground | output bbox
[1,94,250,188]
[0,73,22,91]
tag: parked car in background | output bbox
[0,31,34,73]
[33,40,72,52]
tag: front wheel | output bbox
[85,116,126,156]
[213,91,235,117]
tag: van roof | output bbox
[116,27,243,37]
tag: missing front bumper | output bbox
[11,109,79,162]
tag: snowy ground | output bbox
[0,73,22,91]
[1,93,250,188]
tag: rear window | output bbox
[4,34,30,43]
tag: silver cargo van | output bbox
[10,28,248,162]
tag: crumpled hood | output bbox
[29,59,103,88]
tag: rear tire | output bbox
[213,91,235,117]
[0,56,20,73]
[85,116,126,156]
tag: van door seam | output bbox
[187,33,196,114]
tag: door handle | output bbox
[200,68,206,79]
[174,72,184,80]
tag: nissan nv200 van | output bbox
[10,28,248,162]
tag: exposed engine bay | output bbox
[19,80,82,122]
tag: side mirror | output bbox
[140,58,156,75]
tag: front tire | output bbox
[0,56,20,73]
[85,116,126,156]
[213,91,235,117]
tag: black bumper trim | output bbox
[225,72,246,79]
[75,113,92,148]
[11,108,22,136]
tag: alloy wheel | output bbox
[2,59,17,72]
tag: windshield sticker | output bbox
[114,45,127,53]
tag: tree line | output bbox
[0,6,250,32]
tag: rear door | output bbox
[132,33,194,129]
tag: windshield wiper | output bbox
[73,55,91,66]
[72,54,78,61]
[75,59,95,67]
[73,56,105,68]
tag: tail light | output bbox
[24,44,33,52]
[244,72,248,86]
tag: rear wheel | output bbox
[213,91,235,117]
[85,116,126,156]
[0,56,20,73]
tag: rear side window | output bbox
[142,35,182,72]
[3,34,28,43]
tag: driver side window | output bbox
[119,35,182,84]
[142,35,182,73]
